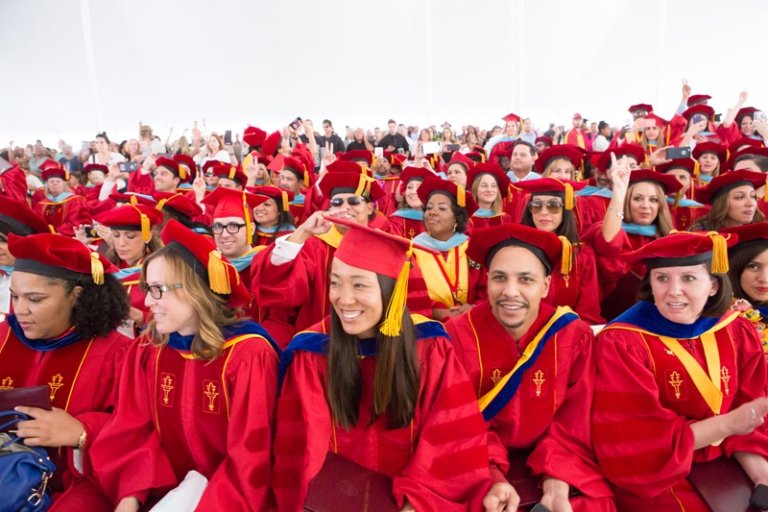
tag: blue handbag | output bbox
[0,410,56,512]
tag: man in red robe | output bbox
[445,223,615,512]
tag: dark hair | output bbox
[422,191,469,233]
[272,197,296,230]
[729,242,768,305]
[95,132,111,144]
[388,119,396,125]
[104,231,163,266]
[637,264,732,318]
[691,188,765,231]
[323,119,333,127]
[520,197,580,244]
[52,274,129,338]
[327,274,419,430]
[513,140,537,156]
[735,153,768,172]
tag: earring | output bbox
[452,223,457,234]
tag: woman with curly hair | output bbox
[88,220,280,511]
[6,233,131,510]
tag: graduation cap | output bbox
[626,230,735,274]
[95,204,163,243]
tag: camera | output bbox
[118,162,139,172]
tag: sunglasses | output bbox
[528,199,564,214]
[330,196,366,208]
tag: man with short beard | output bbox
[445,223,615,512]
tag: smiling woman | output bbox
[593,231,768,511]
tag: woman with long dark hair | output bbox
[272,219,492,510]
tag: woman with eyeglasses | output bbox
[246,185,297,246]
[88,220,279,511]
[4,233,131,510]
[412,177,483,321]
[94,204,164,331]
[517,178,605,324]
[386,166,431,240]
[272,220,493,511]
[466,163,513,229]
[584,156,681,320]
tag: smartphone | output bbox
[118,162,139,172]
[691,113,707,125]
[224,130,232,145]
[374,147,384,158]
[666,147,692,159]
[755,111,767,122]
[83,225,99,238]
[445,143,461,152]
[396,148,405,154]
[421,141,442,154]
[289,117,302,130]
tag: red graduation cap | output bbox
[596,144,647,172]
[467,162,511,198]
[400,166,436,185]
[41,166,69,182]
[326,160,364,175]
[210,162,247,188]
[0,199,52,235]
[728,146,768,170]
[626,230,735,274]
[628,103,654,115]
[722,222,768,248]
[535,135,553,148]
[693,142,728,162]
[416,176,478,216]
[159,219,250,307]
[697,169,765,205]
[173,154,197,183]
[201,187,267,245]
[502,113,521,123]
[155,157,181,178]
[655,158,697,175]
[534,145,583,174]
[109,192,157,207]
[9,232,117,285]
[384,151,406,169]
[95,204,163,243]
[629,169,683,196]
[318,172,384,202]
[243,126,267,148]
[681,104,715,122]
[446,151,476,172]
[281,156,312,187]
[687,94,711,106]
[466,223,570,279]
[736,106,759,122]
[644,113,669,127]
[39,159,62,172]
[84,163,108,174]
[246,185,294,212]
[261,131,282,158]
[729,137,764,155]
[340,150,375,168]
[514,178,587,211]
[153,191,203,219]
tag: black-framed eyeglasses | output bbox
[204,171,215,177]
[330,196,365,208]
[528,199,564,214]
[142,283,183,300]
[211,222,247,234]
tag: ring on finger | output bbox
[752,407,758,421]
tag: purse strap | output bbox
[0,410,30,431]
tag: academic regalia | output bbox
[87,323,279,510]
[445,302,615,511]
[547,243,604,324]
[254,225,295,246]
[0,319,131,509]
[0,164,31,203]
[593,301,768,511]
[468,210,514,230]
[33,193,90,236]
[272,315,493,511]
[385,208,426,240]
[668,197,710,231]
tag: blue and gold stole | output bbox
[478,306,578,421]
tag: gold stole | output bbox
[315,225,344,249]
[413,241,469,307]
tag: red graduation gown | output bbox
[0,165,30,202]
[547,243,605,324]
[250,228,432,333]
[445,302,615,511]
[87,330,279,510]
[271,316,493,511]
[593,311,768,511]
[33,194,91,236]
[385,210,426,240]
[0,323,131,510]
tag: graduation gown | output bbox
[250,226,432,334]
[0,165,30,202]
[272,315,493,511]
[546,243,605,324]
[445,302,615,512]
[87,324,280,511]
[385,209,426,240]
[593,301,768,511]
[0,319,131,510]
[33,193,91,236]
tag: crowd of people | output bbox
[3,81,768,511]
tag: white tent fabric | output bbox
[1,0,765,144]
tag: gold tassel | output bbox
[665,125,671,146]
[564,182,574,210]
[48,224,56,234]
[380,244,413,337]
[282,191,290,212]
[693,161,700,176]
[558,236,573,287]
[706,231,729,274]
[229,166,236,180]
[129,196,138,204]
[457,185,466,208]
[354,176,368,197]
[179,165,188,181]
[90,252,104,285]
[243,194,254,245]
[140,213,151,243]
[207,250,232,294]
[65,170,70,182]
[303,169,310,187]
[673,191,682,208]
[156,198,168,211]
